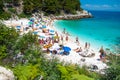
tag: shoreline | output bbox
[52,19,100,52]
[47,18,108,72]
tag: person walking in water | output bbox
[63,28,66,34]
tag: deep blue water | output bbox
[54,11,120,51]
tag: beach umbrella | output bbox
[28,21,33,25]
[43,44,52,48]
[16,26,21,30]
[49,30,55,35]
[54,36,59,39]
[30,17,34,21]
[37,32,50,39]
[42,25,46,28]
[38,36,45,40]
[49,30,54,33]
[36,24,39,27]
[63,46,71,52]
[37,32,45,36]
[39,36,45,38]
[33,31,38,35]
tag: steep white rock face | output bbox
[0,66,14,80]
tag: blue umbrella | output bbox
[33,31,38,35]
[16,26,21,29]
[30,18,34,22]
[49,30,54,33]
[36,24,39,27]
[42,25,46,28]
[49,30,55,35]
[63,46,71,52]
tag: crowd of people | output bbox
[14,14,107,62]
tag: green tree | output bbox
[101,54,120,80]
[0,23,19,50]
[14,32,38,54]
[0,0,4,12]
[23,0,82,15]
[40,58,61,80]
[0,23,19,58]
[23,0,42,14]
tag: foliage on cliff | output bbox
[0,0,82,19]
[23,0,82,15]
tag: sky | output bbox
[80,0,120,11]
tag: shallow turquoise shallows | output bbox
[54,11,120,51]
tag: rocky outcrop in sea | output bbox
[52,10,92,20]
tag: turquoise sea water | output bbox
[54,11,120,51]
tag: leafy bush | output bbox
[71,74,94,80]
[102,66,120,80]
[18,13,31,18]
[0,23,19,62]
[0,46,7,60]
[0,12,11,20]
[8,8,16,13]
[13,64,40,80]
[100,53,120,80]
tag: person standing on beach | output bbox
[76,37,78,42]
[76,37,80,45]
[61,35,63,44]
[88,43,90,49]
[85,42,88,49]
[99,46,106,62]
[66,35,68,41]
[21,22,23,25]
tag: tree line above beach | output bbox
[0,0,82,19]
[24,0,82,14]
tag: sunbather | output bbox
[74,47,82,52]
